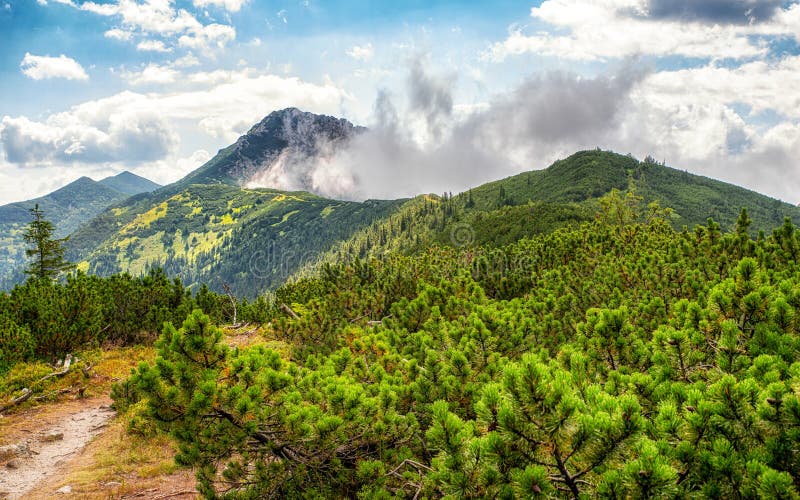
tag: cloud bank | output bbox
[245,59,646,201]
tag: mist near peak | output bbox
[245,59,648,201]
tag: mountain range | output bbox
[0,171,160,288]
[4,108,800,296]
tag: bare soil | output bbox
[0,398,114,499]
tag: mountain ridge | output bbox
[98,171,162,196]
[7,109,800,296]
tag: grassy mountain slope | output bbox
[299,195,592,279]
[67,184,404,296]
[98,171,161,196]
[0,177,134,288]
[469,150,800,231]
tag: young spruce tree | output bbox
[23,204,74,280]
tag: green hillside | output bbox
[0,177,131,288]
[111,193,800,498]
[298,150,797,279]
[67,184,404,296]
[468,150,800,231]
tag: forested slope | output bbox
[117,191,800,498]
[0,175,159,289]
[67,184,404,296]
[468,150,800,231]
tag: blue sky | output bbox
[1,0,800,204]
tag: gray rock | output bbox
[41,432,64,442]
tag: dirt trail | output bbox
[0,401,115,499]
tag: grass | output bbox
[0,345,155,415]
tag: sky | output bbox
[1,0,800,204]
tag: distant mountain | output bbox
[98,171,161,196]
[0,173,160,288]
[466,150,800,231]
[177,107,363,189]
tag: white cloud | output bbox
[487,0,795,61]
[105,28,133,40]
[640,56,800,120]
[192,0,247,13]
[0,103,178,166]
[134,149,212,185]
[173,53,201,68]
[136,39,172,52]
[79,0,236,52]
[37,0,76,6]
[122,63,180,85]
[346,43,374,61]
[20,53,88,81]
[198,116,251,141]
[80,0,198,34]
[177,23,235,50]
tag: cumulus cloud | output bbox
[177,23,235,50]
[79,0,236,52]
[122,63,180,85]
[20,53,88,80]
[0,69,349,188]
[488,0,798,61]
[104,28,133,40]
[0,105,177,166]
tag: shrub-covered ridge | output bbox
[114,193,800,498]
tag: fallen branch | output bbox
[33,387,72,402]
[281,303,300,320]
[36,354,74,385]
[0,388,32,413]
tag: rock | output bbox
[103,481,122,488]
[42,432,64,442]
[57,485,72,494]
[0,442,30,461]
[5,458,20,469]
